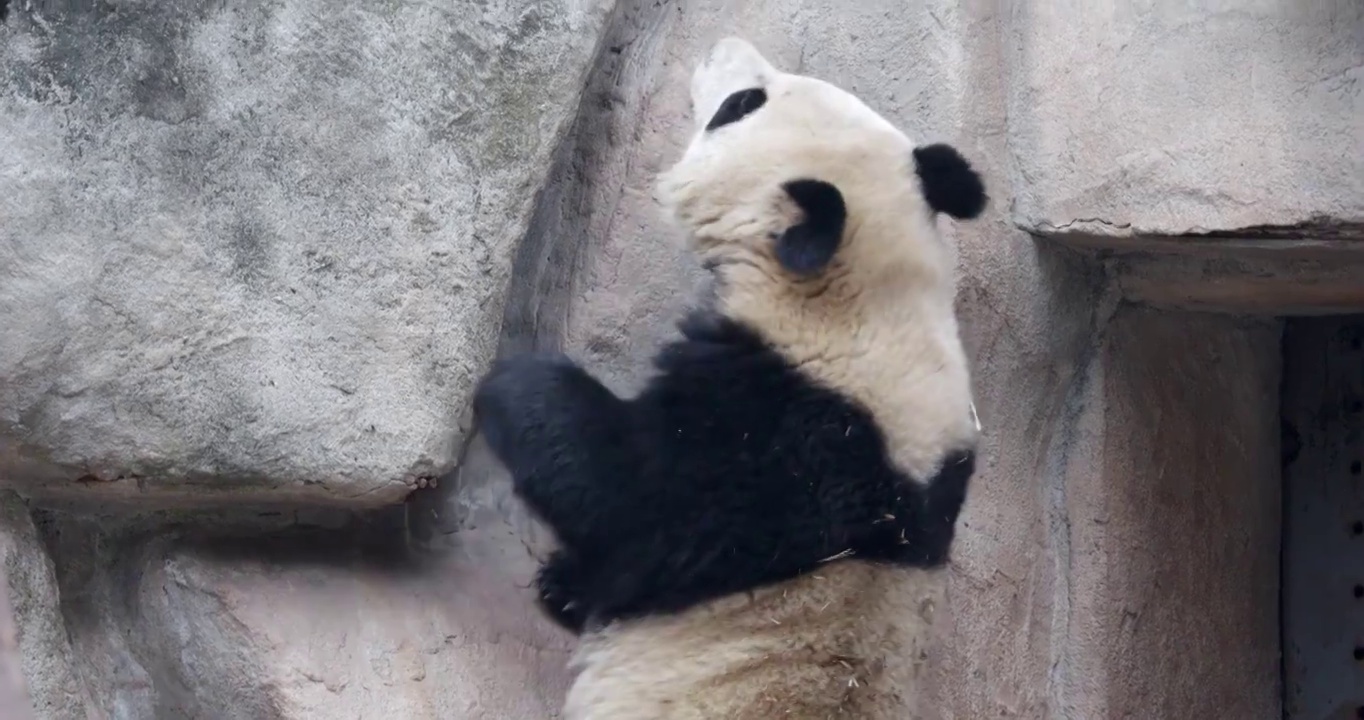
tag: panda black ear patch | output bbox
[775,179,846,277]
[706,88,768,131]
[913,143,988,220]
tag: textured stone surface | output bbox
[1111,250,1364,315]
[136,545,568,719]
[1009,1,1364,237]
[1051,307,1282,718]
[0,595,37,720]
[0,504,41,720]
[0,495,93,720]
[0,0,612,508]
[35,509,569,719]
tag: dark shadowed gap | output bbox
[1280,316,1364,719]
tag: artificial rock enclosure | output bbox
[0,1,1360,718]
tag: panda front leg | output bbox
[473,352,639,552]
[911,448,976,566]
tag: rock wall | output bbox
[1,0,1360,718]
[1009,2,1361,237]
[0,525,38,720]
[1,0,613,508]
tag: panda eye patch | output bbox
[705,88,767,131]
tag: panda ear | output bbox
[775,179,847,277]
[913,143,988,220]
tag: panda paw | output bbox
[474,352,635,547]
[535,550,591,634]
[473,352,580,476]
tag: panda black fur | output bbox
[474,37,987,719]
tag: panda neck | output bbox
[712,262,978,480]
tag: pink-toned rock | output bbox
[0,562,37,720]
[1046,307,1282,717]
[0,494,95,720]
[135,543,570,718]
[28,489,570,719]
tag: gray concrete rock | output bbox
[131,540,569,719]
[1043,307,1283,718]
[0,0,612,508]
[0,552,39,720]
[33,506,570,720]
[1008,1,1364,237]
[0,495,94,720]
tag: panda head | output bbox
[657,37,987,297]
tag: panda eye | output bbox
[705,88,767,131]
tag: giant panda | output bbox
[473,36,987,719]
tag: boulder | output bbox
[135,539,570,718]
[0,494,93,720]
[0,565,37,720]
[1007,2,1364,237]
[0,0,612,508]
[32,505,570,719]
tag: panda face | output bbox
[657,37,986,287]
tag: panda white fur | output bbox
[474,37,987,719]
